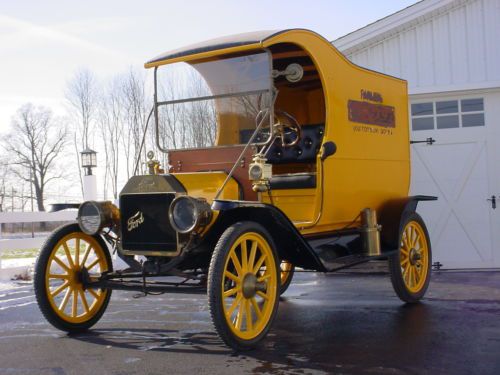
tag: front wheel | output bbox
[34,223,112,333]
[208,221,280,350]
[389,212,432,303]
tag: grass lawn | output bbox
[0,249,39,259]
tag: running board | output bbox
[317,253,395,272]
[307,234,397,272]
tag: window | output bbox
[461,99,485,127]
[411,98,485,131]
[411,103,434,130]
[412,103,433,116]
[412,117,434,131]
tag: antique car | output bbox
[34,29,436,350]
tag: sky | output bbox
[0,0,418,134]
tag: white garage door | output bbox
[409,94,498,269]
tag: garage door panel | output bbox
[455,146,493,262]
[410,150,447,234]
[416,142,476,200]
[435,212,484,267]
[410,137,493,269]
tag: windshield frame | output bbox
[153,49,275,154]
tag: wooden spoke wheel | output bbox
[34,223,112,332]
[389,212,432,303]
[208,222,279,350]
[279,261,295,295]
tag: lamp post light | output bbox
[81,148,97,176]
[80,148,98,201]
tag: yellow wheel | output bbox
[279,261,295,295]
[389,213,432,303]
[208,221,279,350]
[34,223,112,332]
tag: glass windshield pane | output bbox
[157,93,270,149]
[156,52,272,150]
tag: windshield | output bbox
[155,52,273,150]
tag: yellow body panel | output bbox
[262,30,410,231]
[261,188,318,223]
[173,172,239,202]
[149,29,410,235]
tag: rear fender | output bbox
[208,200,327,271]
[378,195,437,251]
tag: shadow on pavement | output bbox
[72,328,231,355]
[70,301,436,374]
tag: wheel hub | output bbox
[68,268,83,288]
[77,267,90,286]
[409,248,421,265]
[242,273,266,299]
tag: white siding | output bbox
[432,13,452,86]
[383,36,402,77]
[483,0,500,80]
[339,0,500,93]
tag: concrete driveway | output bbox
[0,270,499,374]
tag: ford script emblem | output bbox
[127,211,144,232]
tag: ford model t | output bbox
[34,29,436,350]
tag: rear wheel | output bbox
[279,261,295,295]
[389,213,431,303]
[34,223,112,332]
[208,221,279,350]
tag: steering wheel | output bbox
[273,110,302,148]
[254,109,302,148]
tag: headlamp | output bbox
[168,196,212,234]
[77,201,119,235]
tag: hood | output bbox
[120,172,240,202]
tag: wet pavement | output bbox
[0,270,499,374]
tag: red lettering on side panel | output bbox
[348,100,395,128]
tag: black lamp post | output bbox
[80,148,97,176]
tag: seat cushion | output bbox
[269,173,316,190]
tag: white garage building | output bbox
[334,0,500,269]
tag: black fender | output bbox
[378,195,437,251]
[210,200,327,272]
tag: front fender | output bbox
[210,200,327,271]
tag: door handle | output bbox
[487,195,496,209]
[410,137,435,145]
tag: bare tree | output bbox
[157,70,216,150]
[0,159,8,212]
[3,104,67,211]
[98,78,124,199]
[121,68,150,178]
[158,71,185,150]
[65,68,98,194]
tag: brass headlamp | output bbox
[77,201,120,235]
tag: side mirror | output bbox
[321,141,337,161]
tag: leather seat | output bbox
[269,173,316,190]
[267,124,324,189]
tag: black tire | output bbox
[208,221,280,350]
[279,262,295,295]
[388,212,432,303]
[34,223,113,333]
